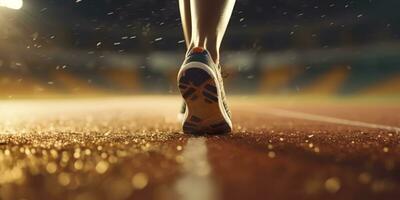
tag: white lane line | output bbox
[251,108,400,133]
[174,137,218,200]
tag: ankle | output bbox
[187,45,220,64]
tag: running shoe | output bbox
[177,47,232,134]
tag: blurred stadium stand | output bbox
[0,0,399,97]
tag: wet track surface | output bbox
[0,96,399,200]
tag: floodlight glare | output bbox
[0,0,23,10]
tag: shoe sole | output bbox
[178,62,232,135]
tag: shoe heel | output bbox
[178,67,231,134]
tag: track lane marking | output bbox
[250,108,400,133]
[174,137,218,200]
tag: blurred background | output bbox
[0,0,399,98]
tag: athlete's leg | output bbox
[179,0,236,63]
[177,0,235,134]
[178,0,192,48]
[188,0,236,64]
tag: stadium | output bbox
[0,0,399,199]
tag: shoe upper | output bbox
[180,47,232,118]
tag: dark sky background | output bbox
[3,0,400,53]
[0,0,399,95]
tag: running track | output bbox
[0,96,399,200]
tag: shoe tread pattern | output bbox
[178,68,231,134]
